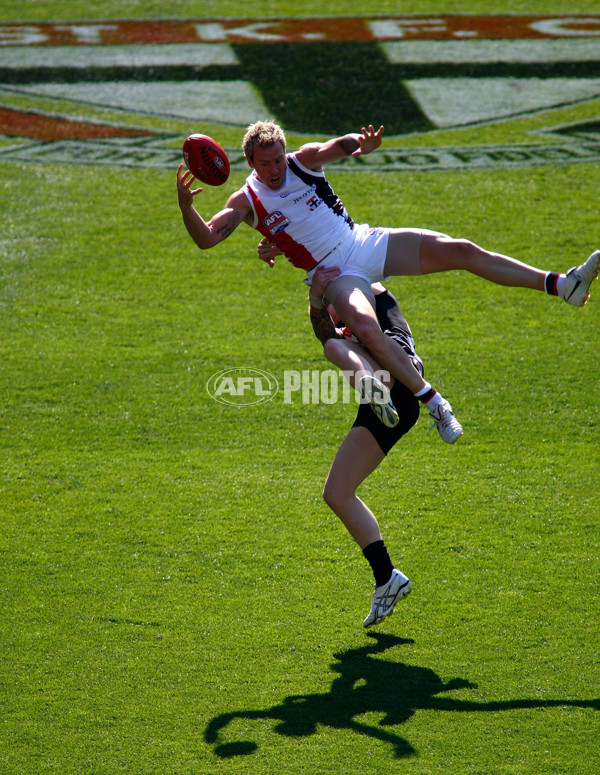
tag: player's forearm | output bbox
[310,302,338,345]
[329,130,380,160]
[337,134,362,156]
[180,204,215,250]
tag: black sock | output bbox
[545,271,559,295]
[362,540,394,587]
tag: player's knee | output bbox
[349,318,384,353]
[322,488,332,512]
[323,477,344,512]
[323,337,346,364]
[450,238,481,268]
[322,478,336,509]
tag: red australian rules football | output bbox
[182,134,230,186]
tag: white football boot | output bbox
[358,374,399,428]
[363,569,412,628]
[428,398,463,444]
[560,250,600,307]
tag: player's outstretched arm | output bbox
[296,125,384,170]
[177,165,250,250]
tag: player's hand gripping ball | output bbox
[182,134,230,186]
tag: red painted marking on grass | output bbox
[0,16,599,47]
[0,107,154,140]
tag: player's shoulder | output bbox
[226,185,253,213]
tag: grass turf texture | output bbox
[2,3,600,773]
[2,1,600,21]
[2,159,599,774]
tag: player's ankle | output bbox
[414,382,442,410]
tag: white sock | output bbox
[556,274,567,297]
[414,382,433,399]
[414,382,443,409]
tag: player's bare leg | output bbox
[323,338,384,390]
[419,234,546,288]
[330,289,462,442]
[384,230,545,289]
[331,288,426,394]
[323,338,399,428]
[323,427,385,548]
[384,231,599,303]
[323,427,412,627]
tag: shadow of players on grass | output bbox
[205,632,599,759]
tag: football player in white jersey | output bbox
[177,121,598,440]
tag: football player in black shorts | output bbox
[308,265,431,628]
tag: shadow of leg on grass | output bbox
[205,632,600,759]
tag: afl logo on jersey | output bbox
[264,210,290,235]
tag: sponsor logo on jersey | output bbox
[264,211,290,234]
[306,194,322,211]
[293,187,315,205]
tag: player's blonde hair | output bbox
[242,121,286,161]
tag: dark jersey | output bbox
[373,288,423,373]
[352,289,423,454]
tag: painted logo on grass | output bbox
[1,15,600,171]
[207,367,279,406]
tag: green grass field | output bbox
[1,3,599,774]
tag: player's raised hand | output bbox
[353,125,384,157]
[177,163,203,209]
